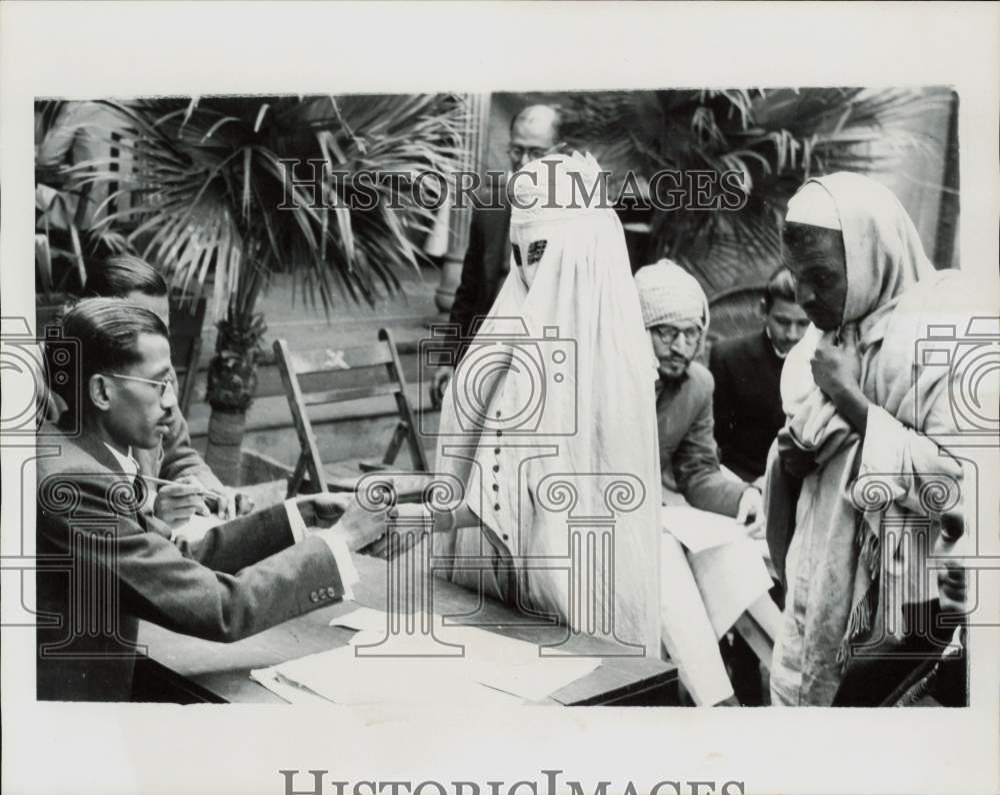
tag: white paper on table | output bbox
[329,606,391,632]
[475,656,600,701]
[660,505,752,553]
[249,668,338,705]
[254,618,602,704]
[253,645,521,706]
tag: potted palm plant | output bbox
[71,94,466,483]
[563,87,953,293]
[35,100,135,320]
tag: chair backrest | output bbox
[273,328,428,495]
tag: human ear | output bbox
[89,374,113,412]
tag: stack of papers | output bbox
[660,505,753,553]
[251,609,600,705]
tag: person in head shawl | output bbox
[425,152,662,656]
[766,171,978,706]
[636,259,778,706]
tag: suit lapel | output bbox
[71,431,163,529]
[72,430,128,474]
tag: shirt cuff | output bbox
[284,499,359,600]
[283,498,308,543]
[317,531,359,602]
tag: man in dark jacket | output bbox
[36,298,384,701]
[433,104,564,397]
[76,254,235,526]
[709,266,809,484]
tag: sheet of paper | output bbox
[475,657,600,701]
[254,616,602,705]
[660,504,752,553]
[253,645,523,706]
[329,606,390,632]
[249,668,340,706]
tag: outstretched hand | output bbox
[154,476,210,528]
[736,486,764,538]
[295,493,389,553]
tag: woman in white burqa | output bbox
[416,152,663,657]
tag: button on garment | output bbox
[430,153,662,656]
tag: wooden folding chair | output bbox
[274,328,432,500]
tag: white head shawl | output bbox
[432,153,662,655]
[771,171,959,704]
[782,172,937,413]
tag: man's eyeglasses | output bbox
[651,324,702,346]
[507,144,562,163]
[101,372,177,398]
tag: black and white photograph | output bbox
[2,3,998,795]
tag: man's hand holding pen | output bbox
[149,475,253,527]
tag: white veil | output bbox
[432,153,661,654]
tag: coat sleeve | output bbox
[674,379,747,517]
[39,476,347,643]
[708,344,737,467]
[172,503,299,574]
[158,408,225,493]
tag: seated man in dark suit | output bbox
[36,298,385,701]
[709,266,809,484]
[44,254,239,528]
[433,104,565,399]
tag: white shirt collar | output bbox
[104,443,139,478]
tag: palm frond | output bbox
[63,94,466,319]
[611,86,950,295]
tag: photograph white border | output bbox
[2,3,998,794]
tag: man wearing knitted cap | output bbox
[635,260,764,518]
[635,259,777,706]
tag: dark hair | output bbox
[52,297,168,419]
[86,254,168,299]
[509,104,564,142]
[763,265,798,311]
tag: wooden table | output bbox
[135,482,677,706]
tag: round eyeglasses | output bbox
[507,144,563,163]
[101,372,177,398]
[651,324,702,346]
